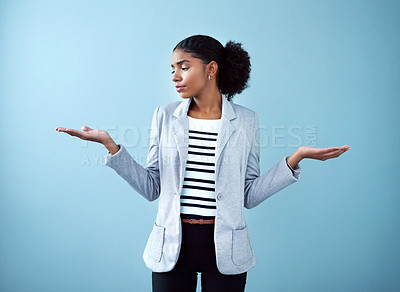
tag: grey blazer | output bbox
[104,96,301,275]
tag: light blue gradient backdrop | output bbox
[1,0,399,291]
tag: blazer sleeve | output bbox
[244,112,301,209]
[104,106,161,202]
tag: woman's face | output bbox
[171,49,209,99]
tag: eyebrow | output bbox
[171,59,190,68]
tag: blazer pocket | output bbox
[148,223,165,263]
[232,226,253,266]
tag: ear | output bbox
[206,61,219,78]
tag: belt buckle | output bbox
[189,219,194,224]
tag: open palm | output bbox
[298,145,351,161]
[55,126,110,144]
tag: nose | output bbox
[172,71,181,83]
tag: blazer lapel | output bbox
[171,98,191,180]
[215,96,236,166]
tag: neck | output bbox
[191,86,222,114]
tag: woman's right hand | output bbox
[56,126,110,143]
[56,126,120,154]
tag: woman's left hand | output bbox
[298,145,351,161]
[287,145,351,169]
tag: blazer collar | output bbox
[171,95,236,180]
[172,95,236,121]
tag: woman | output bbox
[56,35,351,292]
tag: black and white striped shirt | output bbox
[180,116,221,218]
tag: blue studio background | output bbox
[1,0,399,291]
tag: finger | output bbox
[342,145,351,150]
[58,128,85,139]
[338,146,351,155]
[332,146,351,155]
[81,126,93,132]
[56,127,66,132]
[324,148,349,160]
[56,127,71,133]
[322,145,350,154]
[317,146,342,155]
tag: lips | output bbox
[176,86,186,92]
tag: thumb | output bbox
[81,126,93,132]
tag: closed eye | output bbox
[171,67,189,74]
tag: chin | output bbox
[178,93,192,99]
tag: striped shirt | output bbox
[180,116,221,218]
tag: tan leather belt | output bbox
[181,218,215,225]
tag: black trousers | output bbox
[152,223,247,292]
